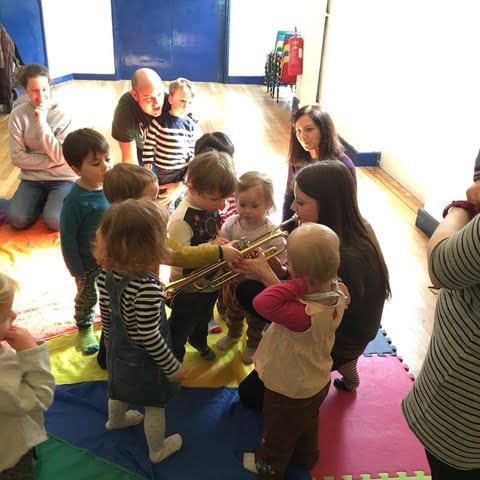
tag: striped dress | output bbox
[402,214,480,470]
[97,270,180,377]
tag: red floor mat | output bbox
[313,354,430,479]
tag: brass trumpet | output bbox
[164,214,297,301]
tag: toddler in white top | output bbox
[0,272,55,478]
[216,171,287,364]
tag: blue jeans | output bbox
[7,180,74,231]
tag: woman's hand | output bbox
[466,180,480,208]
[229,249,281,286]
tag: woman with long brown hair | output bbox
[282,104,356,223]
[235,160,390,409]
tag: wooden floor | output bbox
[0,81,436,377]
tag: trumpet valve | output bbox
[233,237,250,251]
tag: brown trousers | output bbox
[0,449,34,480]
[254,382,330,480]
[220,282,266,348]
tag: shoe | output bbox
[199,345,216,361]
[333,377,357,392]
[208,319,222,334]
[242,346,256,365]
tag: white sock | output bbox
[145,406,182,463]
[106,399,144,430]
[149,433,182,463]
[216,335,238,350]
[243,452,258,473]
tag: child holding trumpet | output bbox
[167,150,237,361]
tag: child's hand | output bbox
[268,256,288,279]
[143,163,153,171]
[221,244,243,263]
[157,182,185,207]
[210,236,228,246]
[3,326,37,351]
[168,366,186,383]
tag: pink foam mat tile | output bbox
[311,355,430,480]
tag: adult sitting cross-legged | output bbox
[7,64,76,231]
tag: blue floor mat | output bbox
[45,382,311,480]
[363,328,397,357]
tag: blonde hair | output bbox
[0,272,17,322]
[169,77,195,97]
[237,171,275,214]
[103,163,158,203]
[288,223,340,284]
[94,199,170,276]
[187,150,236,198]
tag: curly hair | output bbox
[94,199,170,276]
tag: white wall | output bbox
[40,0,480,222]
[41,0,115,79]
[228,0,317,78]
[316,0,480,220]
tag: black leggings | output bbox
[235,280,267,318]
[426,450,480,480]
[235,280,268,410]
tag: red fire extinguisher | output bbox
[288,27,303,76]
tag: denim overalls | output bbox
[105,272,180,407]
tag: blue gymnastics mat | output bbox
[45,381,311,480]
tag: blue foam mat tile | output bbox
[363,328,397,357]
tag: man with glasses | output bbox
[111,68,169,165]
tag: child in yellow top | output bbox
[95,163,241,368]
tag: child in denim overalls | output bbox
[94,198,185,463]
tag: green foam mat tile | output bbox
[314,472,431,480]
[35,433,144,480]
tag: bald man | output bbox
[111,68,169,165]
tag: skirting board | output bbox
[227,76,264,84]
[340,137,380,167]
[415,208,438,237]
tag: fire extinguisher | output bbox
[288,27,303,76]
